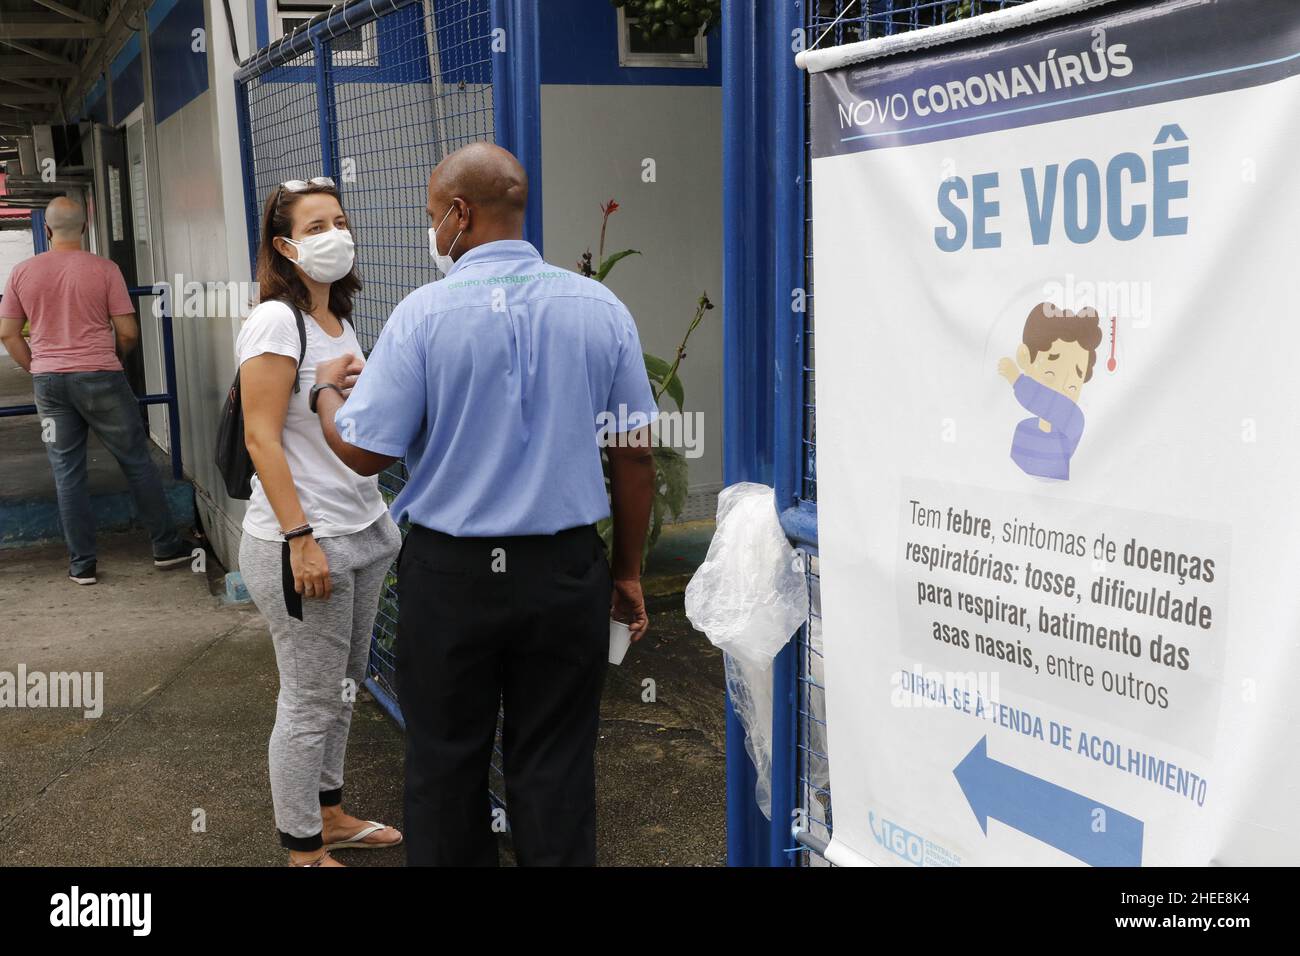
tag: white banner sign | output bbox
[809,0,1300,866]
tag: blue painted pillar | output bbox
[314,36,340,183]
[722,0,807,866]
[234,77,260,271]
[491,0,543,252]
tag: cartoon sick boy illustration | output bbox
[997,303,1103,480]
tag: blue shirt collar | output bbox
[447,239,541,277]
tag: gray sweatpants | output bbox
[239,515,402,847]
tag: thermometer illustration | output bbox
[1106,316,1118,372]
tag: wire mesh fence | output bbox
[236,0,506,806]
[794,0,1033,866]
[329,0,494,349]
[241,49,325,222]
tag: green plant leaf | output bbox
[660,372,684,412]
[643,352,673,382]
[596,515,614,558]
[596,249,640,282]
[653,446,690,518]
[643,352,685,411]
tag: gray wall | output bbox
[540,84,724,516]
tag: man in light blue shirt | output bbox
[312,143,657,866]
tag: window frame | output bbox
[275,3,378,65]
[616,8,708,69]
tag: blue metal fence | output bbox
[723,0,1032,866]
[234,0,535,811]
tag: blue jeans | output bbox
[32,370,183,575]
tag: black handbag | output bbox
[214,301,307,500]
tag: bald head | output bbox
[429,142,527,214]
[426,144,527,260]
[45,195,86,239]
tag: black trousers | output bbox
[395,522,610,866]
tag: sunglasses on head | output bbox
[275,176,336,205]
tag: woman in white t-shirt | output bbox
[235,177,402,867]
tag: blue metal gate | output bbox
[723,0,1032,866]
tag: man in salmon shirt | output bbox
[0,196,190,585]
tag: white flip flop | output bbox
[324,821,403,851]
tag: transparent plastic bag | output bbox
[685,482,809,671]
[686,482,810,819]
[724,653,775,818]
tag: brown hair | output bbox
[1022,303,1103,382]
[255,182,360,320]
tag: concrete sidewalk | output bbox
[0,527,725,867]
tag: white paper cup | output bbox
[609,619,632,665]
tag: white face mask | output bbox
[281,227,355,284]
[428,204,462,277]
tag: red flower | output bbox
[601,199,620,216]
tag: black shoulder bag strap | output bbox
[287,301,307,394]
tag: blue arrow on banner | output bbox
[954,736,1144,867]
